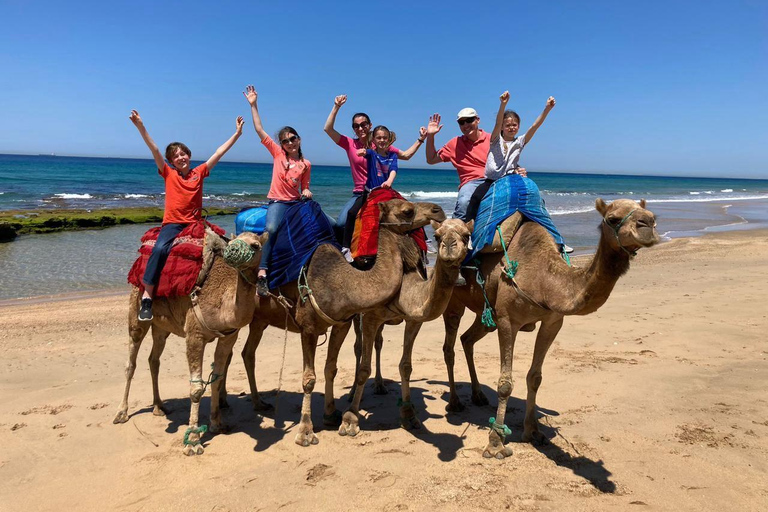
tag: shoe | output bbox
[563,244,574,254]
[138,298,153,322]
[455,273,467,286]
[257,276,269,298]
[341,247,354,263]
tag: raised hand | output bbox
[546,96,556,109]
[517,167,528,177]
[419,126,427,139]
[129,110,143,126]
[500,91,510,105]
[334,95,347,108]
[243,84,258,106]
[235,116,244,133]
[427,113,443,136]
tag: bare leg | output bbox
[399,321,422,429]
[148,326,170,416]
[442,307,464,412]
[209,332,239,434]
[295,331,320,447]
[483,316,518,460]
[242,320,273,412]
[323,321,351,426]
[521,317,563,445]
[113,292,151,424]
[461,315,491,406]
[183,335,208,456]
[339,314,380,437]
[373,324,387,395]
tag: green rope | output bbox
[489,417,512,438]
[189,363,220,395]
[183,424,208,446]
[471,262,497,329]
[496,226,518,279]
[223,239,255,268]
[562,249,572,266]
[397,398,413,408]
[297,266,311,304]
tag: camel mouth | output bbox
[635,227,660,247]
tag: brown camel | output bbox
[112,228,267,455]
[232,199,446,447]
[441,198,659,458]
[337,218,473,436]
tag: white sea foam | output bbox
[0,192,4,195]
[721,189,733,193]
[689,191,700,195]
[54,193,93,199]
[403,191,458,199]
[124,193,149,198]
[549,206,595,216]
[647,194,768,204]
[232,192,250,196]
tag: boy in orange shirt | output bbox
[129,109,244,321]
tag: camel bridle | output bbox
[603,208,639,258]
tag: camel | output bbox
[112,228,267,455]
[231,199,446,447]
[336,218,473,436]
[441,198,659,458]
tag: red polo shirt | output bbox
[437,129,491,188]
[159,162,209,224]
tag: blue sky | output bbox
[0,0,766,178]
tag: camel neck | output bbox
[576,228,631,315]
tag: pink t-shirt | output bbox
[437,129,491,188]
[262,136,311,201]
[337,135,399,193]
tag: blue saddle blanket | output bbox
[237,201,340,289]
[467,174,564,261]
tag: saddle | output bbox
[127,220,226,297]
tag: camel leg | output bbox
[348,315,363,402]
[442,308,464,412]
[242,320,273,412]
[372,323,388,395]
[323,321,351,427]
[113,308,151,424]
[148,326,170,417]
[339,315,380,437]
[218,348,232,410]
[295,331,320,447]
[183,335,208,456]
[461,315,491,407]
[209,332,239,434]
[483,316,518,460]
[399,321,422,430]
[522,317,563,445]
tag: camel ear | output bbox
[258,231,269,248]
[465,219,474,232]
[430,220,442,231]
[639,199,647,209]
[595,198,608,216]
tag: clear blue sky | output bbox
[1,0,766,178]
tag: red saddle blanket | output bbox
[351,188,427,259]
[127,220,225,298]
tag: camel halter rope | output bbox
[604,209,639,258]
[183,362,220,446]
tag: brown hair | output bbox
[369,125,397,147]
[276,126,303,161]
[165,142,191,163]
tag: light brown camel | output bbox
[112,228,267,455]
[231,199,446,447]
[337,218,473,436]
[441,198,659,458]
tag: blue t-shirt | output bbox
[364,149,398,190]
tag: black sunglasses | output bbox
[280,135,299,145]
[352,121,370,130]
[457,117,476,126]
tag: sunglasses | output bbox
[457,117,476,126]
[280,135,299,145]
[352,121,370,130]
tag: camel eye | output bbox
[606,216,620,226]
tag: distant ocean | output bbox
[1,154,767,300]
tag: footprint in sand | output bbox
[20,404,72,416]
[305,463,335,486]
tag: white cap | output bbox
[456,107,478,120]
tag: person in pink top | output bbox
[323,95,427,249]
[243,84,312,297]
[424,109,493,221]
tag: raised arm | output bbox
[323,95,346,144]
[524,96,556,145]
[397,127,427,161]
[491,91,510,142]
[206,116,244,171]
[242,84,269,141]
[129,110,165,170]
[424,113,444,165]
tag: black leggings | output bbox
[342,192,367,248]
[464,179,494,222]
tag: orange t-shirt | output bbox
[437,130,491,188]
[159,162,209,224]
[262,136,311,201]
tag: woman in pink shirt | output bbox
[244,84,312,297]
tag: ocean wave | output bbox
[549,206,595,216]
[53,193,93,199]
[402,191,458,199]
[648,194,768,204]
[541,190,591,196]
[124,193,149,198]
[721,189,733,193]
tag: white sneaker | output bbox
[341,247,354,263]
[563,244,574,254]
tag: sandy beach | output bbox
[1,229,767,512]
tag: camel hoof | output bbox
[323,410,343,427]
[113,410,129,424]
[445,398,465,413]
[183,445,196,456]
[208,421,229,435]
[482,444,513,459]
[195,444,205,455]
[400,415,421,430]
[338,411,359,437]
[152,404,168,417]
[373,382,388,395]
[253,400,274,413]
[295,430,319,447]
[522,430,549,446]
[471,392,490,407]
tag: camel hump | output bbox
[478,212,525,254]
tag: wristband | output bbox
[418,138,425,143]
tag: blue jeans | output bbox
[453,178,486,221]
[259,201,291,272]
[142,222,187,287]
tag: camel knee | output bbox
[399,361,413,380]
[527,371,543,392]
[356,364,371,383]
[497,378,513,398]
[302,376,316,393]
[190,384,204,402]
[324,366,338,381]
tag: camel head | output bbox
[378,200,446,233]
[223,231,267,269]
[596,198,660,256]
[430,218,473,266]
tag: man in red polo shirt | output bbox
[424,108,491,221]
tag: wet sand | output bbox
[1,229,767,511]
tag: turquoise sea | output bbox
[1,154,767,300]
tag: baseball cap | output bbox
[456,108,478,120]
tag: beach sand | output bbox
[1,230,767,511]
